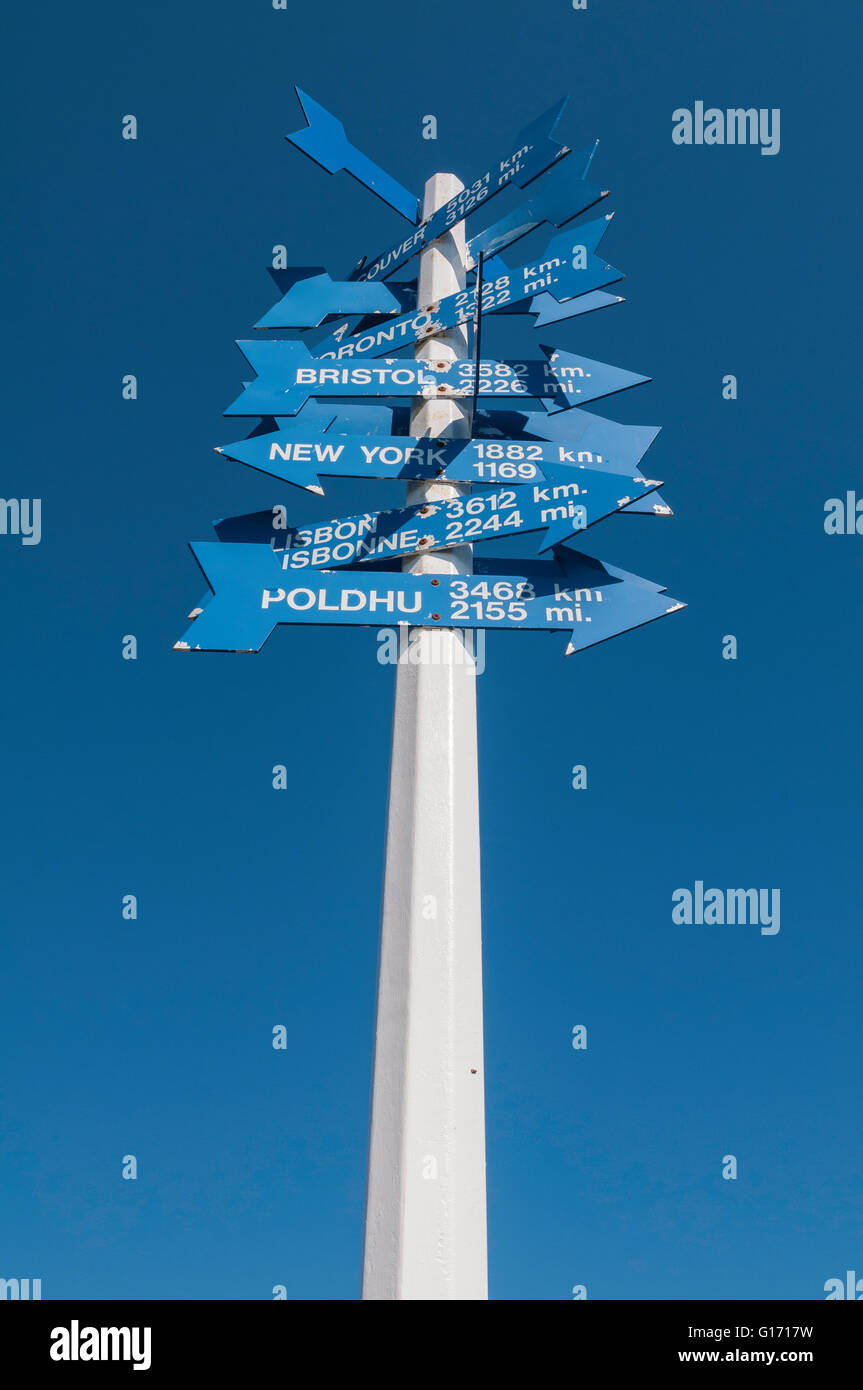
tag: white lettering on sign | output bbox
[268,441,346,463]
[544,584,604,625]
[281,521,423,570]
[286,588,316,610]
[262,585,425,616]
[532,483,582,503]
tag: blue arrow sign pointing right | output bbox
[225,342,649,417]
[175,541,684,656]
[211,462,662,560]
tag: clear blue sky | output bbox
[3,0,861,1300]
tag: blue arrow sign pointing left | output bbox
[216,426,648,494]
[255,272,401,329]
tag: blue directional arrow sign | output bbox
[465,147,606,264]
[529,288,624,326]
[255,271,401,329]
[286,89,419,224]
[212,463,662,562]
[522,405,661,466]
[175,541,684,656]
[279,214,621,349]
[225,342,648,417]
[522,407,672,516]
[349,99,570,283]
[217,424,652,494]
[305,282,622,357]
[474,404,673,516]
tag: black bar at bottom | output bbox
[1,1299,859,1376]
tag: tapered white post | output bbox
[362,173,487,1301]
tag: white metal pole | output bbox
[362,173,487,1301]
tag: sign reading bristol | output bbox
[225,343,648,417]
[175,93,684,661]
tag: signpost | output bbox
[286,89,420,223]
[174,96,685,1301]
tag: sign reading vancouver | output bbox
[349,98,572,282]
